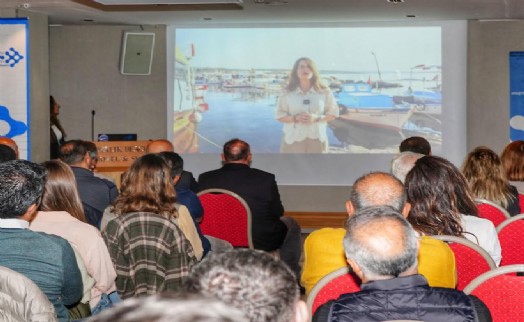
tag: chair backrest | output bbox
[475,198,511,227]
[519,194,524,213]
[431,235,496,291]
[306,266,361,316]
[463,264,524,321]
[496,213,524,266]
[197,188,253,249]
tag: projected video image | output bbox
[173,27,441,154]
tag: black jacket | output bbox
[197,163,287,251]
[313,274,491,322]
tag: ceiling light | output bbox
[92,0,242,4]
[387,0,405,3]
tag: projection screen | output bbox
[167,21,467,185]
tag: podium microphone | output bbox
[91,110,96,141]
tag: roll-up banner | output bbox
[0,18,29,159]
[509,52,524,141]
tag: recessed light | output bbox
[387,0,405,3]
[83,19,95,22]
[406,15,416,18]
[203,17,213,20]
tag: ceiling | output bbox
[1,0,524,26]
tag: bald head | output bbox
[146,140,174,154]
[222,138,251,164]
[0,137,18,159]
[343,206,419,281]
[348,172,406,215]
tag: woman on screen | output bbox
[276,57,339,153]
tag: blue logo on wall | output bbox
[0,106,27,137]
[0,48,24,67]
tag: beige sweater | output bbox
[30,211,117,308]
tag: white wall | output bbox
[49,25,167,142]
[467,20,524,154]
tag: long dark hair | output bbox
[405,156,478,237]
[113,154,178,218]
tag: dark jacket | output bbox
[71,167,118,227]
[197,163,287,251]
[313,274,491,322]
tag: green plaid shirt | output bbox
[102,212,197,299]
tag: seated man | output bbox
[314,206,491,322]
[399,136,432,155]
[146,139,198,192]
[0,137,19,159]
[59,140,119,227]
[391,151,424,183]
[0,144,17,163]
[301,172,456,294]
[198,138,302,279]
[0,160,83,322]
[86,293,246,322]
[184,249,308,322]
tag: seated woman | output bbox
[405,155,502,265]
[462,146,520,216]
[30,160,117,313]
[101,154,197,299]
[501,140,524,195]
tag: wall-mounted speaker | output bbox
[120,32,155,75]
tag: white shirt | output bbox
[461,214,502,266]
[276,87,339,144]
[0,218,29,229]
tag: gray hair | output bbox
[343,206,419,280]
[391,151,425,183]
[85,293,247,322]
[183,249,299,322]
[349,172,406,211]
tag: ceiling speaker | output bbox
[120,32,155,75]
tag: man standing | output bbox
[59,139,118,227]
[198,138,302,279]
[313,206,491,322]
[0,160,82,322]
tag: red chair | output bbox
[431,235,496,290]
[463,264,524,321]
[306,267,361,316]
[496,213,524,266]
[197,188,254,249]
[475,198,511,227]
[519,194,524,213]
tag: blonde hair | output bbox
[462,146,515,208]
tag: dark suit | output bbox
[198,163,287,251]
[71,166,118,227]
[176,170,198,193]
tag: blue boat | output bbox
[329,83,415,149]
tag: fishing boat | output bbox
[173,46,208,153]
[329,82,415,149]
